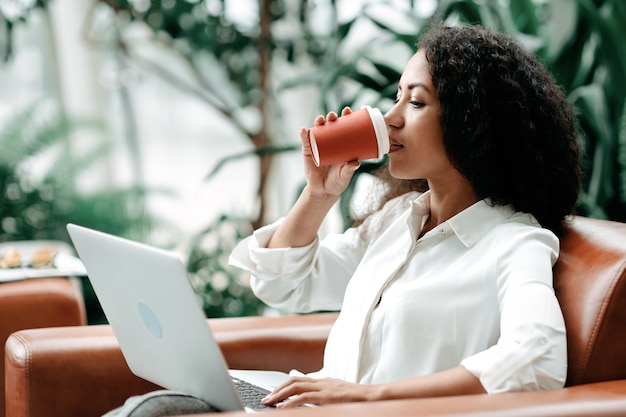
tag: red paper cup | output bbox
[308,106,389,167]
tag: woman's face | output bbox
[385,50,455,182]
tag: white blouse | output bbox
[228,191,567,393]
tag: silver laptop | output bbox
[66,223,290,412]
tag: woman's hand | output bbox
[261,367,486,408]
[262,376,380,408]
[266,107,361,249]
[301,107,360,199]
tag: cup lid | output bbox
[364,106,390,158]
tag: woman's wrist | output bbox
[301,185,340,207]
[367,383,390,402]
[266,186,337,249]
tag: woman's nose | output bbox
[384,107,401,129]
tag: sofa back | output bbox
[554,216,626,386]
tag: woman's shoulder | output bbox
[351,191,421,240]
[370,190,423,226]
[381,190,422,212]
[486,208,560,254]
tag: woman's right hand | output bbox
[266,108,360,249]
[300,107,361,198]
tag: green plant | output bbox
[85,0,371,316]
[86,0,626,317]
[8,1,624,318]
[0,104,156,241]
[185,214,263,318]
[309,0,626,221]
[0,103,161,322]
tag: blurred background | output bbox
[1,0,625,322]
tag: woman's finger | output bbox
[262,377,317,405]
[325,111,339,122]
[275,391,318,409]
[313,114,326,126]
[300,127,312,153]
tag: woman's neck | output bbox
[421,179,479,236]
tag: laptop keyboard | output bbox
[232,377,276,410]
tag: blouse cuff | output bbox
[460,323,566,393]
[228,219,318,280]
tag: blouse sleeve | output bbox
[460,222,567,392]
[228,219,362,313]
[228,192,420,313]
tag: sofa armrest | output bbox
[1,277,86,417]
[4,313,335,417]
[7,312,626,417]
[213,381,626,417]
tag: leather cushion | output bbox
[554,216,626,385]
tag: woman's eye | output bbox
[409,101,425,108]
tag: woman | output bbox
[104,24,581,416]
[229,24,581,408]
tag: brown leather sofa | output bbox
[1,278,86,417]
[1,236,87,417]
[5,216,626,417]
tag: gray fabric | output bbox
[102,390,218,417]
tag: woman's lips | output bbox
[388,140,403,153]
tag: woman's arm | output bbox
[266,185,339,249]
[268,108,359,249]
[262,366,485,408]
[461,225,566,393]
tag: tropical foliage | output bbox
[2,0,625,317]
[435,0,626,221]
[81,0,626,223]
[0,104,155,243]
[0,103,159,323]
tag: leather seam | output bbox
[10,332,33,417]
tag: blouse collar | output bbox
[410,191,518,248]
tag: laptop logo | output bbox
[137,301,162,339]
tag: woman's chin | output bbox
[388,165,418,180]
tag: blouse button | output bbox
[439,229,446,236]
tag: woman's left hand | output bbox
[261,376,380,408]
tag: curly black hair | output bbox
[414,24,581,235]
